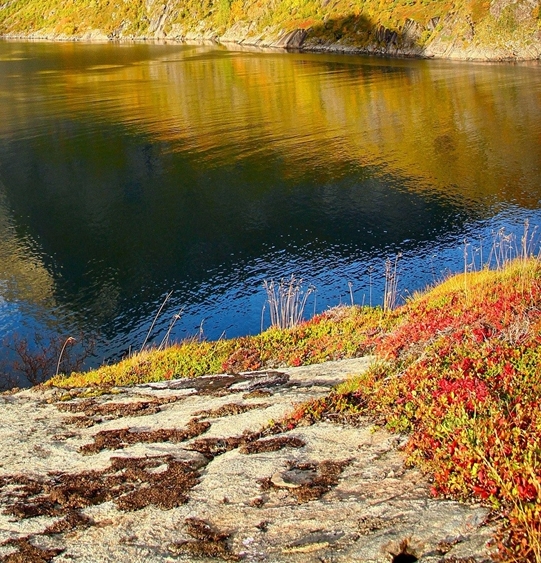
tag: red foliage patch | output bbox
[287,262,541,561]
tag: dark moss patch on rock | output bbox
[5,499,61,519]
[167,517,240,561]
[62,415,95,428]
[2,455,203,533]
[113,456,201,510]
[239,435,305,454]
[0,538,64,563]
[43,510,94,534]
[80,418,210,454]
[187,434,251,458]
[193,402,270,419]
[2,475,58,518]
[243,389,272,399]
[291,460,350,502]
[262,459,350,503]
[58,396,182,427]
[188,428,301,459]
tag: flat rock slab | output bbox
[0,358,495,562]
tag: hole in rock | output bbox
[392,554,418,563]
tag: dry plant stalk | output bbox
[263,276,314,329]
[383,254,401,312]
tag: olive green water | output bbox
[1,41,540,374]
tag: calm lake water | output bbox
[1,40,541,377]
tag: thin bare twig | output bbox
[140,291,173,352]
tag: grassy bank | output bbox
[47,304,388,388]
[48,257,541,560]
[1,0,540,59]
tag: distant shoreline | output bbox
[2,0,541,63]
[2,32,541,63]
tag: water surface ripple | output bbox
[1,41,540,373]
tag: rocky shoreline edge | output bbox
[0,357,495,562]
[1,29,540,62]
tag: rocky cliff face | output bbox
[1,0,540,61]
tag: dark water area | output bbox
[1,40,541,378]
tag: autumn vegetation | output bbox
[42,250,541,560]
[2,0,540,556]
[1,0,539,60]
[282,258,541,562]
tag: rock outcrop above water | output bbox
[1,0,541,60]
[0,358,495,562]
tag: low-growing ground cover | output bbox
[284,258,541,562]
[47,304,387,388]
[47,257,541,561]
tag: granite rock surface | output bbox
[0,358,495,562]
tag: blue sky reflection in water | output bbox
[0,40,541,373]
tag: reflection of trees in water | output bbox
[1,43,541,358]
[0,178,56,310]
[3,44,541,204]
[5,55,540,196]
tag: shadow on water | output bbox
[0,120,475,322]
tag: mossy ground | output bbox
[48,257,541,561]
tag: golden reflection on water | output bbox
[38,47,540,208]
[1,44,540,216]
[0,187,56,310]
[1,42,541,360]
[1,42,541,323]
